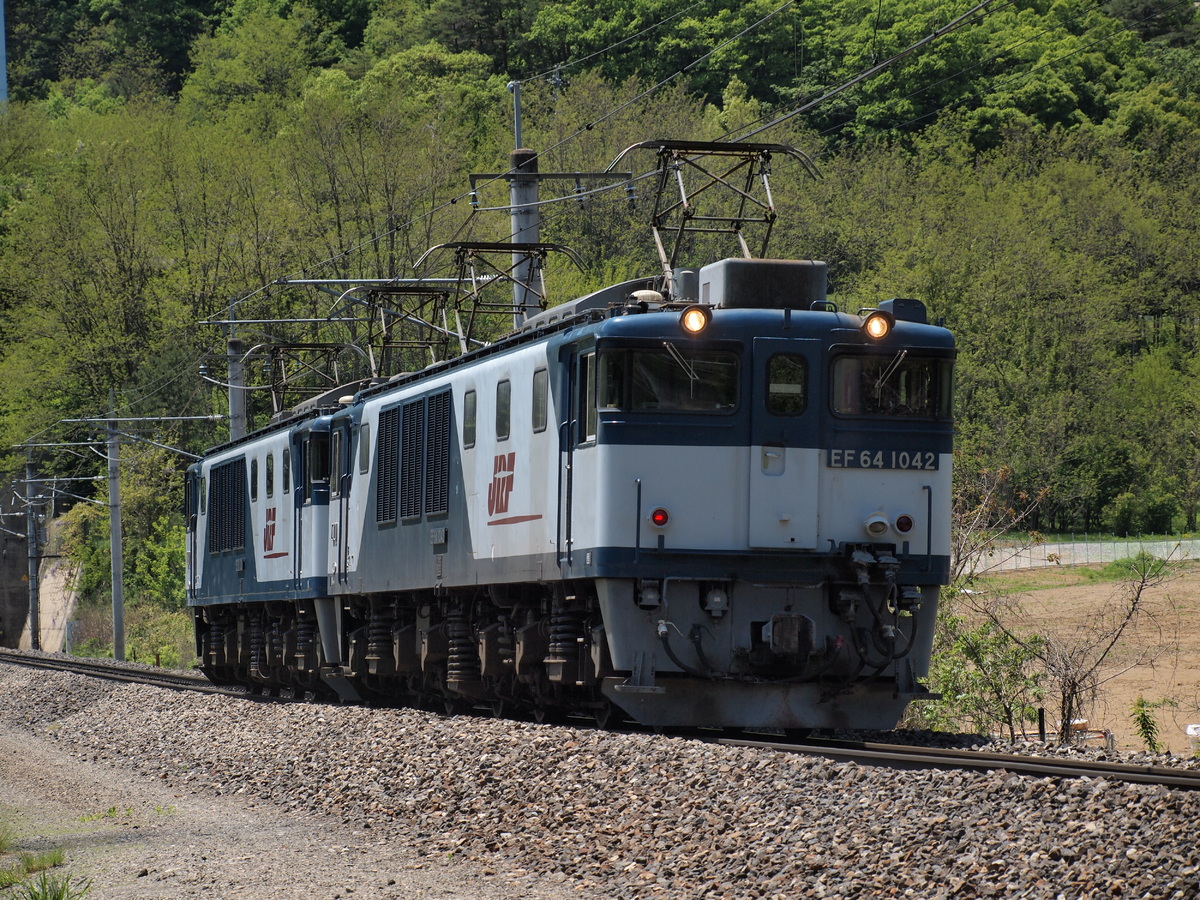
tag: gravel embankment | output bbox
[2,664,1199,899]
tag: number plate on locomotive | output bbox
[826,449,939,470]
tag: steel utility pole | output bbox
[25,457,39,651]
[106,393,125,661]
[228,336,247,441]
[496,81,628,327]
[54,413,219,662]
[508,80,540,326]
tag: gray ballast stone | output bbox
[1,665,1199,899]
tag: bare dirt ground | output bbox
[980,559,1200,754]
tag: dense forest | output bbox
[3,0,1200,643]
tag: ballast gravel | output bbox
[1,664,1198,899]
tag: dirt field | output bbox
[973,559,1200,754]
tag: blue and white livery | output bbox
[186,143,955,731]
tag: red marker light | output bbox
[650,507,670,527]
[894,514,914,534]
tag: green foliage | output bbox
[0,844,72,891]
[417,0,537,74]
[908,593,1044,740]
[124,606,196,668]
[6,0,219,100]
[1099,552,1171,582]
[129,517,187,610]
[178,9,311,125]
[56,504,111,609]
[1130,694,1164,753]
[10,872,92,900]
[43,80,126,120]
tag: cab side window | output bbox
[532,368,548,433]
[580,353,596,442]
[463,390,477,448]
[496,380,511,441]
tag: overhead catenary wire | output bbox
[736,0,1003,142]
[235,0,1045,315]
[864,0,1199,138]
[476,0,1015,217]
[725,0,1184,150]
[514,0,711,86]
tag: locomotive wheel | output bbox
[593,700,614,729]
[489,699,507,718]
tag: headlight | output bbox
[864,513,889,537]
[860,309,894,340]
[680,305,711,334]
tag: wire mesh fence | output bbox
[978,535,1200,571]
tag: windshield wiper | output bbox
[662,341,698,382]
[874,349,907,396]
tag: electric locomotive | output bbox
[185,141,954,730]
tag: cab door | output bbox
[185,468,200,599]
[329,421,352,584]
[558,348,595,569]
[748,338,819,549]
[293,428,331,589]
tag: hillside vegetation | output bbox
[2,0,1200,640]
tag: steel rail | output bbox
[7,647,1198,792]
[0,648,255,699]
[719,735,1200,791]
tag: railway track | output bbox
[0,647,248,698]
[719,734,1200,791]
[5,647,1200,792]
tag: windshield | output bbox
[599,347,739,413]
[832,353,953,419]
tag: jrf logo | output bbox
[488,452,516,515]
[263,507,277,553]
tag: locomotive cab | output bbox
[556,260,955,728]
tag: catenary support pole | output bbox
[228,337,246,440]
[25,458,39,651]
[107,395,125,661]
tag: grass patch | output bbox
[77,807,132,824]
[974,554,1189,595]
[0,850,67,887]
[9,872,91,899]
[0,819,87,898]
[975,565,1109,594]
[1098,552,1172,581]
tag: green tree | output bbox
[1104,0,1199,45]
[177,9,311,127]
[129,515,188,609]
[418,0,537,74]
